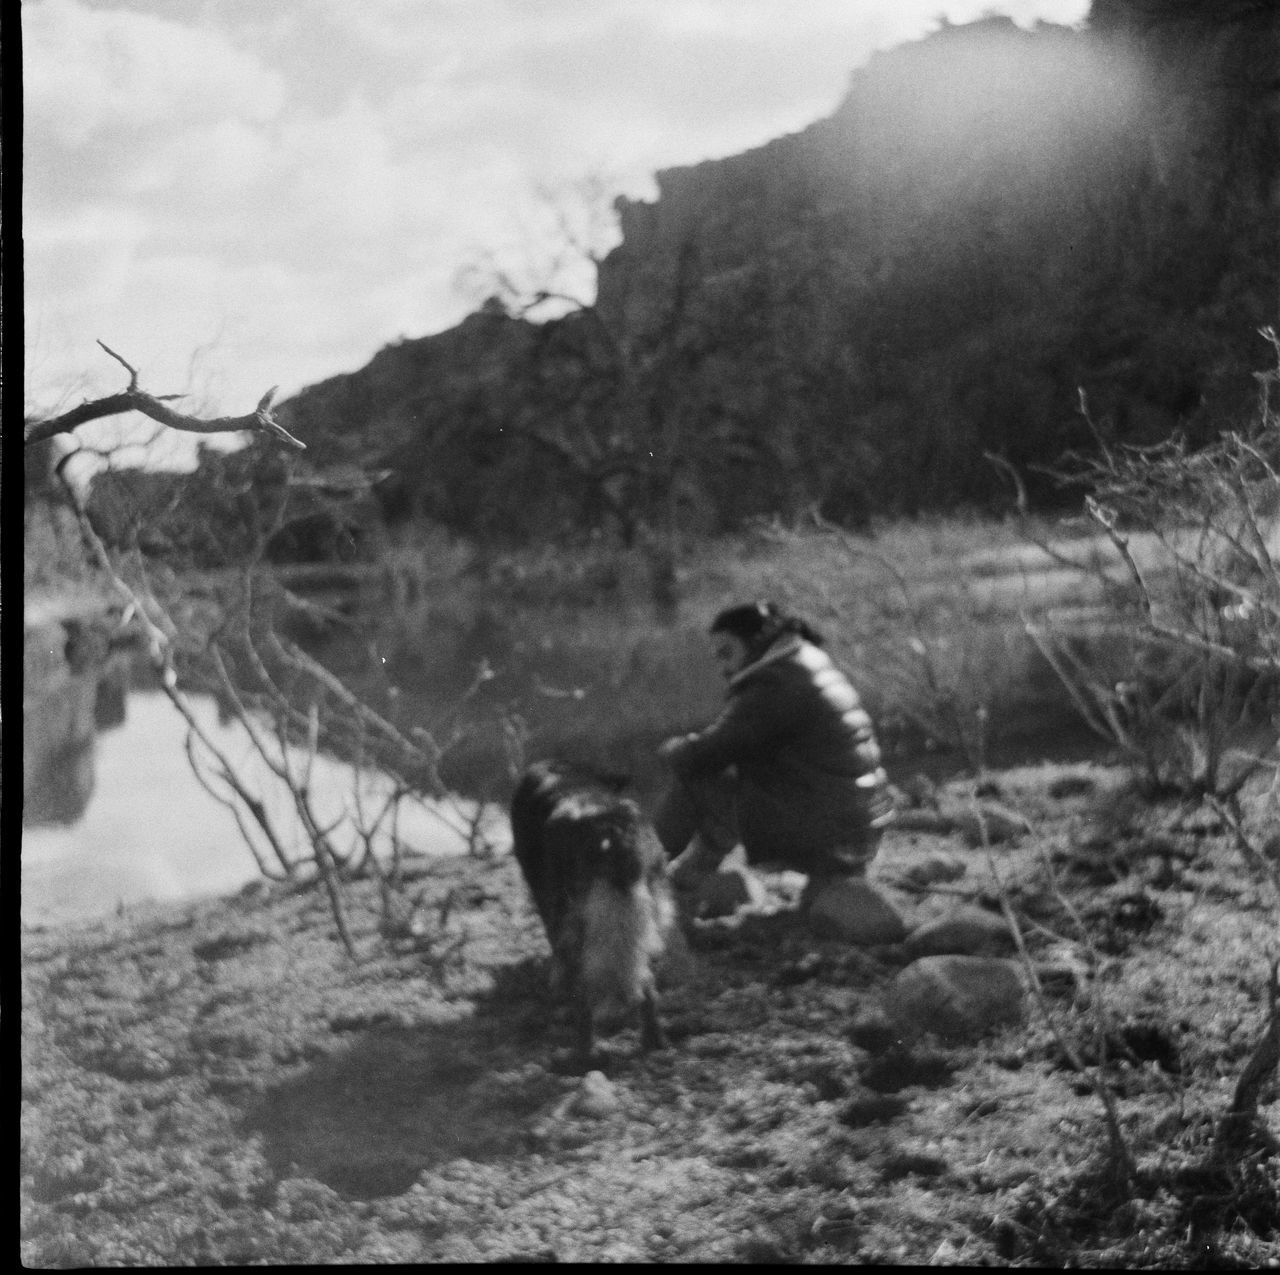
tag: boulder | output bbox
[905,906,1014,959]
[807,878,908,946]
[948,801,1033,847]
[900,853,967,888]
[883,955,1027,1042]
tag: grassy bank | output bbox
[299,513,1117,801]
[21,507,1139,803]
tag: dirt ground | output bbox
[20,758,1280,1266]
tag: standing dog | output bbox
[510,760,678,1064]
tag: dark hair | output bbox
[709,600,825,653]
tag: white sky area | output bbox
[24,0,1090,465]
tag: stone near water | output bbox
[901,852,967,887]
[905,905,1014,959]
[807,878,908,945]
[883,955,1027,1042]
[946,801,1033,847]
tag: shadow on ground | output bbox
[243,959,563,1199]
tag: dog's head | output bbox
[545,794,647,890]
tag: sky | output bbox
[23,0,1091,462]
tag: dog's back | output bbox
[512,760,654,920]
[510,760,675,1061]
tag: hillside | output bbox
[237,1,1279,553]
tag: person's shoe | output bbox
[668,834,728,893]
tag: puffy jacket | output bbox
[664,635,894,871]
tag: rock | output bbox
[889,809,956,835]
[928,1238,963,1265]
[1048,773,1095,799]
[881,1149,948,1181]
[696,863,769,919]
[900,853,967,887]
[838,1090,908,1127]
[945,801,1032,847]
[952,809,1029,844]
[847,1005,903,1053]
[807,878,908,945]
[775,951,825,986]
[883,956,1027,1042]
[905,906,1014,958]
[1029,961,1084,999]
[859,1044,955,1092]
[895,800,1031,845]
[895,773,941,808]
[1179,805,1226,834]
[570,1070,620,1119]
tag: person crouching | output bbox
[655,600,895,917]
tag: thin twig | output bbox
[978,798,1137,1186]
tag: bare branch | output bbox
[269,633,445,792]
[983,450,1029,516]
[24,341,305,449]
[989,854,1137,1185]
[182,728,293,880]
[1213,958,1280,1160]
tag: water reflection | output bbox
[21,689,501,928]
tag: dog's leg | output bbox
[639,983,669,1052]
[574,999,596,1069]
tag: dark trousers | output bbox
[654,767,880,889]
[653,768,741,863]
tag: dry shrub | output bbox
[1026,328,1280,805]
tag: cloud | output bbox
[24,0,1090,430]
[23,0,284,145]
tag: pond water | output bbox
[21,689,502,929]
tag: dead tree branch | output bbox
[24,340,305,449]
[51,459,305,882]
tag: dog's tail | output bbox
[579,870,672,1025]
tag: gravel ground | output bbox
[21,760,1280,1266]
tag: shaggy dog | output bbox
[511,760,678,1064]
